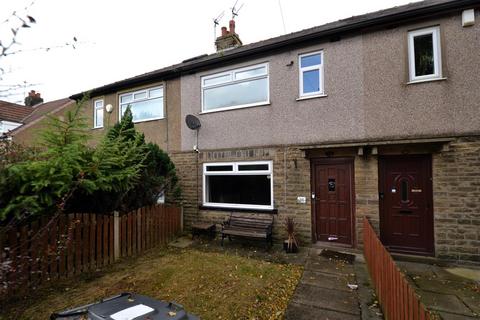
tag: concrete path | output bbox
[285,250,382,320]
[398,261,480,319]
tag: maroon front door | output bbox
[311,158,354,245]
[379,155,434,255]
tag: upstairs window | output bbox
[119,86,164,122]
[203,161,273,210]
[408,27,442,82]
[93,99,104,128]
[201,63,269,113]
[299,51,324,97]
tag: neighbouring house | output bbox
[9,98,74,145]
[0,100,32,134]
[20,0,479,263]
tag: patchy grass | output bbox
[0,247,303,320]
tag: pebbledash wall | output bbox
[171,10,480,262]
[172,137,480,262]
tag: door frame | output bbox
[310,157,356,246]
[378,154,435,256]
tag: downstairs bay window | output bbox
[203,161,273,210]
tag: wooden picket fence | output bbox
[0,205,181,299]
[363,217,432,320]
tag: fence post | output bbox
[180,206,184,232]
[113,211,120,261]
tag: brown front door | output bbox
[311,158,354,245]
[379,155,434,255]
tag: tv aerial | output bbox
[231,0,244,20]
[213,10,225,42]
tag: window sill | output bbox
[129,117,165,124]
[93,126,104,130]
[296,94,328,101]
[407,77,447,85]
[200,102,270,115]
[199,205,278,214]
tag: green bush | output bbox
[0,96,180,222]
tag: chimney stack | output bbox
[24,90,44,107]
[215,19,242,52]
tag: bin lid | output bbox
[51,293,199,320]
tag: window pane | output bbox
[203,77,268,111]
[134,92,147,100]
[401,180,409,202]
[149,88,163,98]
[235,66,266,80]
[95,100,103,108]
[302,69,320,94]
[238,164,269,171]
[121,97,163,121]
[206,165,233,172]
[95,108,103,127]
[301,54,321,68]
[206,175,271,206]
[204,74,231,87]
[120,94,132,104]
[414,34,434,76]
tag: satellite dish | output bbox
[185,114,201,130]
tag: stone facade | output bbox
[433,137,480,262]
[171,136,480,263]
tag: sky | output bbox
[0,0,421,104]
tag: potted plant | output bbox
[283,217,299,253]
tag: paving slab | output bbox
[438,311,479,320]
[305,257,355,275]
[301,269,351,291]
[291,282,360,315]
[285,302,359,320]
[417,290,476,316]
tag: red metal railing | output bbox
[363,217,432,320]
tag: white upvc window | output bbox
[119,86,164,123]
[203,161,274,210]
[299,51,324,97]
[201,63,269,113]
[93,99,104,129]
[408,26,442,82]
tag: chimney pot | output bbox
[221,26,228,36]
[229,20,235,34]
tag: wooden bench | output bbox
[221,213,274,248]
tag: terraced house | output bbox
[15,0,480,263]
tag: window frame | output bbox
[118,86,164,123]
[93,99,104,129]
[200,63,270,113]
[202,160,274,210]
[408,26,442,82]
[298,51,324,98]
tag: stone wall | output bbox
[433,137,480,262]
[171,147,313,244]
[171,137,480,262]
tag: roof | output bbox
[0,100,33,123]
[70,0,479,100]
[8,98,74,136]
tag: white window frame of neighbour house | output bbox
[201,63,270,113]
[202,161,274,210]
[298,51,324,97]
[93,99,104,129]
[408,26,442,82]
[119,86,164,123]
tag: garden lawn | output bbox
[0,247,303,320]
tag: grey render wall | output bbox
[181,11,480,152]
